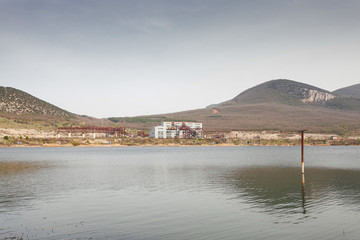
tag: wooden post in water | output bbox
[301,130,304,174]
[299,129,307,213]
[300,130,307,174]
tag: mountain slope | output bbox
[333,83,360,98]
[113,79,360,135]
[0,86,112,130]
[0,87,74,119]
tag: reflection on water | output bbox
[226,166,360,223]
[0,161,50,213]
[0,161,48,175]
[302,174,306,214]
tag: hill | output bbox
[333,83,360,98]
[211,79,336,106]
[0,87,74,119]
[111,80,360,135]
[0,86,112,131]
[3,81,360,135]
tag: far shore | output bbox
[0,142,356,148]
[1,128,360,148]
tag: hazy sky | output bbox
[1,0,360,117]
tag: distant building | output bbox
[149,121,203,139]
[149,126,166,139]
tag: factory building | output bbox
[150,121,203,139]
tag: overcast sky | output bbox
[1,0,360,117]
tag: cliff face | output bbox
[266,79,336,104]
[301,89,336,103]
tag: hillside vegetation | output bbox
[0,87,74,119]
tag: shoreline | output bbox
[2,128,359,148]
[0,142,356,148]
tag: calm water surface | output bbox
[1,146,360,239]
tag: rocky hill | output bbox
[211,79,336,106]
[113,79,360,135]
[210,79,360,111]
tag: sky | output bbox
[1,0,360,118]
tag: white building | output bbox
[149,126,166,139]
[149,121,203,139]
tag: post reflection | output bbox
[226,167,360,222]
[301,173,306,214]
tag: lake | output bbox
[1,146,360,239]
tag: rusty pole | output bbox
[300,130,307,174]
[299,130,307,213]
[301,130,304,174]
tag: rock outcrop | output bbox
[301,89,336,103]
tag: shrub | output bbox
[3,136,8,140]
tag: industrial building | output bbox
[150,121,203,139]
[57,127,127,138]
